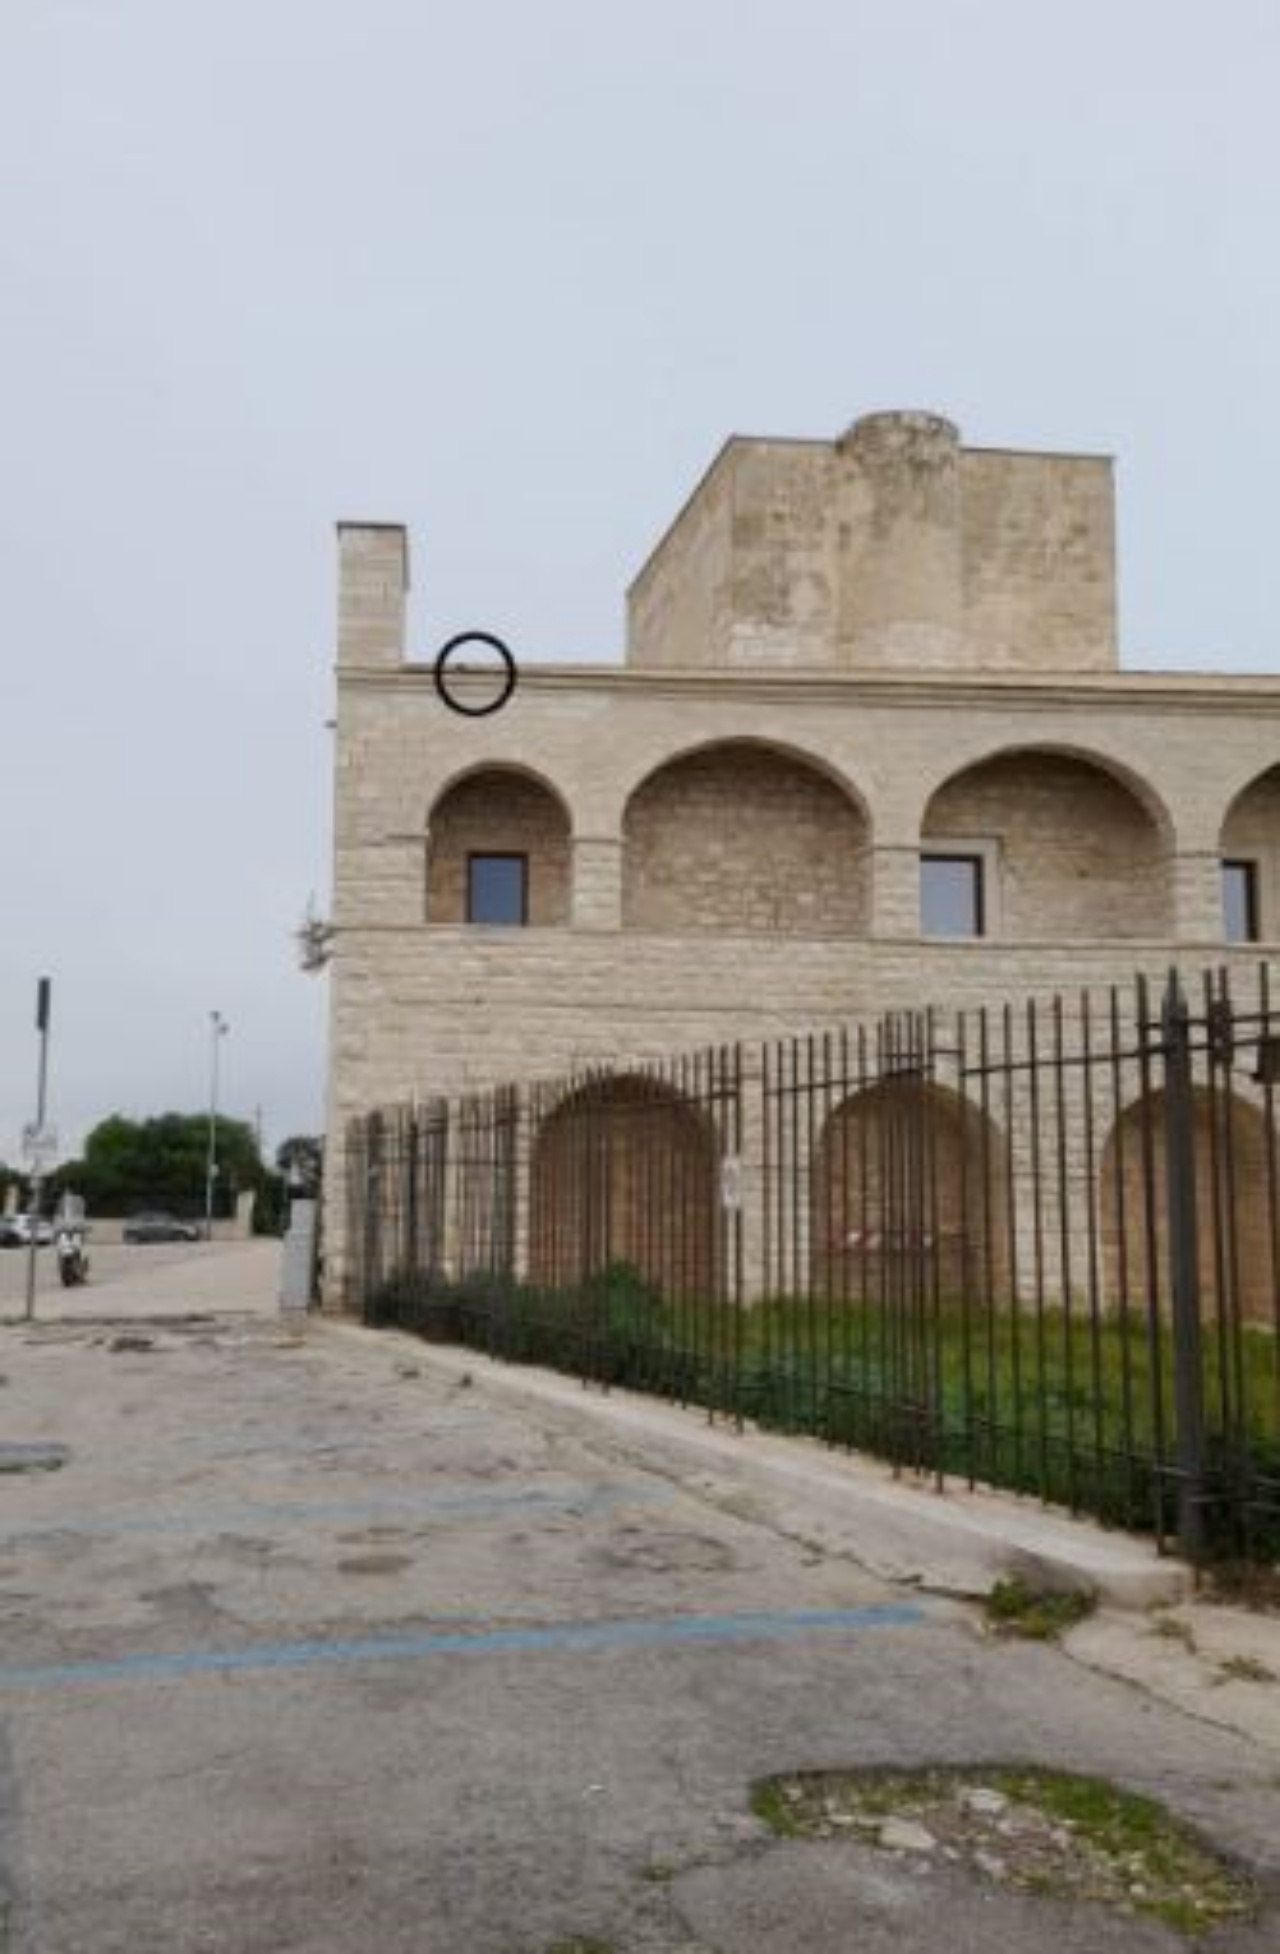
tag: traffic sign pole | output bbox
[24,978,52,1323]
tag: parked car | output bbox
[0,1214,55,1247]
[123,1212,202,1244]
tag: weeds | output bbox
[1148,1613,1197,1651]
[1215,1653,1276,1685]
[984,1577,1097,1641]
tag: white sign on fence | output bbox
[720,1154,743,1211]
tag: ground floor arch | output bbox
[1101,1087,1277,1325]
[810,1080,1010,1300]
[529,1073,720,1298]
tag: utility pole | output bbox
[205,1011,229,1242]
[23,978,53,1323]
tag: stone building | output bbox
[324,410,1280,1307]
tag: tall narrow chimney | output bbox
[336,523,409,668]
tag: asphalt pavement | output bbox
[0,1238,229,1314]
[0,1244,1277,1952]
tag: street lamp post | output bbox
[205,1011,229,1242]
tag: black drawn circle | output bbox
[433,633,518,718]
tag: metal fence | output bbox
[346,965,1280,1563]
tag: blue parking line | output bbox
[0,1480,671,1549]
[0,1604,927,1692]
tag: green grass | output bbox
[367,1264,1280,1556]
[992,1768,1256,1934]
[748,1776,807,1837]
[992,1769,1254,1934]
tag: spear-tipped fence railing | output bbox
[347,966,1280,1563]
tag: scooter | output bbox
[56,1227,89,1287]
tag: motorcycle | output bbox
[56,1227,89,1287]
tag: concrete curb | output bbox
[322,1322,1190,1611]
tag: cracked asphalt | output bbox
[0,1243,1278,1952]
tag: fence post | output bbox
[1161,972,1208,1564]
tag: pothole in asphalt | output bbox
[0,1442,69,1474]
[337,1553,414,1576]
[592,1527,737,1575]
[750,1765,1258,1936]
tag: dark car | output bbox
[123,1212,202,1244]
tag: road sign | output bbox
[21,1122,59,1169]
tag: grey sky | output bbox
[2,0,1278,1163]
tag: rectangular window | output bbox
[921,854,985,938]
[1222,859,1259,943]
[467,854,528,926]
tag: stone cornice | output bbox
[336,660,1280,715]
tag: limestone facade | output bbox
[324,413,1280,1304]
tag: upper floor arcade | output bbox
[334,666,1280,951]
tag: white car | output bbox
[0,1213,55,1247]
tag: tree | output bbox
[51,1113,268,1219]
[276,1135,323,1196]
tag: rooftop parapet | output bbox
[627,411,1117,676]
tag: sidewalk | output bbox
[1067,1603,1280,1752]
[330,1325,1189,1610]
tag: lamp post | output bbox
[23,977,53,1322]
[205,1011,229,1241]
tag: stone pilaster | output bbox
[1171,849,1225,946]
[572,836,623,929]
[869,843,921,938]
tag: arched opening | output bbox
[1101,1088,1276,1325]
[529,1074,718,1297]
[1220,766,1280,943]
[425,767,571,925]
[811,1081,1009,1299]
[622,741,870,935]
[921,748,1172,940]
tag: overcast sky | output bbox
[2,0,1278,1165]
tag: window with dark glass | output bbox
[921,854,985,938]
[467,854,528,925]
[1222,859,1259,944]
